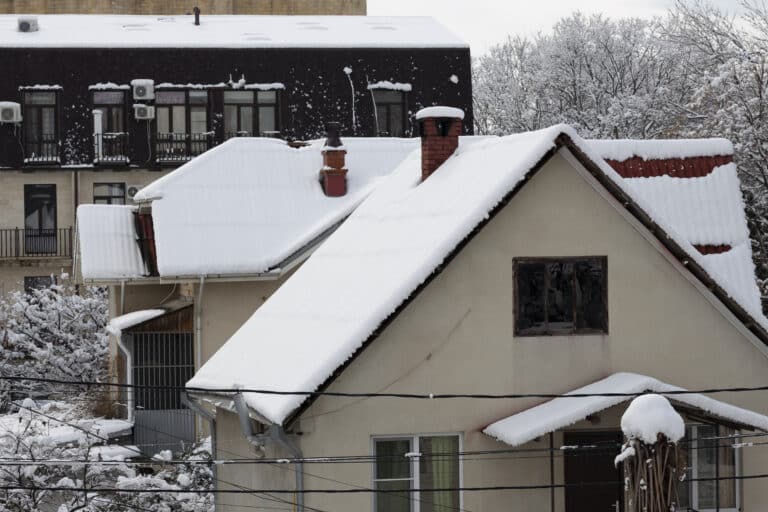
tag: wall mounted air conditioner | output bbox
[133,104,155,120]
[130,79,155,101]
[0,102,22,124]
[18,17,39,33]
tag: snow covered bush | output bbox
[0,279,109,408]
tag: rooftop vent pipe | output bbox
[193,7,201,26]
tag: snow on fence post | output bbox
[616,394,685,512]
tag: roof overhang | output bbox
[483,372,768,447]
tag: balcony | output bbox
[24,134,60,165]
[0,228,73,260]
[156,133,213,163]
[94,133,130,165]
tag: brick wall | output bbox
[421,117,461,181]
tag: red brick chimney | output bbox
[416,106,464,181]
[319,122,348,197]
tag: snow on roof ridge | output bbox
[483,372,768,447]
[588,138,734,162]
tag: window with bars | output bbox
[223,90,279,138]
[373,435,461,512]
[131,332,194,411]
[22,91,59,163]
[514,257,608,336]
[155,90,210,160]
[372,90,406,137]
[93,183,126,205]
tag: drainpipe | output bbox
[116,280,134,423]
[195,276,206,435]
[182,393,217,482]
[234,393,304,512]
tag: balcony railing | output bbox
[24,133,60,165]
[94,132,130,164]
[0,228,73,259]
[156,132,213,163]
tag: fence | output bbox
[0,228,73,259]
[94,132,130,164]
[156,132,212,163]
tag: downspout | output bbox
[116,280,134,423]
[182,393,217,482]
[196,276,205,371]
[234,394,304,512]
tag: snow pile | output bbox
[107,309,165,337]
[588,138,734,161]
[77,205,147,280]
[134,137,418,277]
[88,82,130,90]
[622,164,750,246]
[620,394,685,444]
[0,15,468,49]
[484,373,768,447]
[415,106,465,120]
[367,81,412,92]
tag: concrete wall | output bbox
[214,150,768,511]
[0,0,366,15]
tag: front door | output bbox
[563,431,623,512]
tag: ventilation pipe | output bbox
[193,7,201,26]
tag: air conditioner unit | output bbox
[130,79,155,101]
[0,102,22,124]
[18,17,39,33]
[133,104,155,120]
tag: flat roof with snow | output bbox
[0,15,468,49]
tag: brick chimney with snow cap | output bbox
[320,122,348,197]
[416,106,464,181]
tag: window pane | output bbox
[240,106,254,134]
[389,105,404,137]
[516,263,546,333]
[190,107,207,133]
[24,184,56,231]
[110,108,124,133]
[420,436,460,512]
[25,92,56,105]
[156,91,185,104]
[156,107,170,133]
[375,480,411,512]
[172,105,186,134]
[225,91,254,104]
[258,106,275,134]
[574,260,606,331]
[375,439,411,479]
[41,107,55,135]
[373,90,403,104]
[224,104,238,134]
[189,90,208,105]
[93,91,124,105]
[257,91,277,104]
[546,262,574,331]
[376,105,389,135]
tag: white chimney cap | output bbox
[415,106,464,121]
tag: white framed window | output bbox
[679,425,740,511]
[372,434,462,512]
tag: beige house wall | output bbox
[214,150,768,511]
[0,0,366,15]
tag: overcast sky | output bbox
[367,0,745,55]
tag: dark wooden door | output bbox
[563,431,623,512]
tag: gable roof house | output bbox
[186,108,768,512]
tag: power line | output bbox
[3,375,768,399]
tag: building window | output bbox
[372,90,406,137]
[22,91,59,163]
[223,90,279,138]
[373,435,461,512]
[514,257,607,336]
[155,90,210,161]
[679,425,739,511]
[93,91,128,162]
[93,183,126,205]
[24,275,54,293]
[24,184,57,255]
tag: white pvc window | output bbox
[372,434,461,512]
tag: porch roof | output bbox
[483,373,768,447]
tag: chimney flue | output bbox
[193,6,201,26]
[320,122,348,197]
[415,106,464,181]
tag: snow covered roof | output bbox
[136,137,418,277]
[0,15,467,49]
[77,205,146,280]
[483,373,768,447]
[106,309,166,337]
[187,125,768,426]
[589,138,734,162]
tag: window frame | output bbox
[92,90,127,134]
[372,89,407,137]
[513,256,608,337]
[155,89,210,135]
[93,182,126,205]
[24,275,55,293]
[223,89,281,138]
[21,90,60,163]
[681,424,741,512]
[371,433,464,512]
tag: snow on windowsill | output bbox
[367,81,412,92]
[18,84,63,91]
[89,82,130,90]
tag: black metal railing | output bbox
[94,132,130,164]
[224,131,282,140]
[24,133,59,164]
[156,132,213,163]
[0,228,73,259]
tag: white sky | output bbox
[367,0,745,56]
